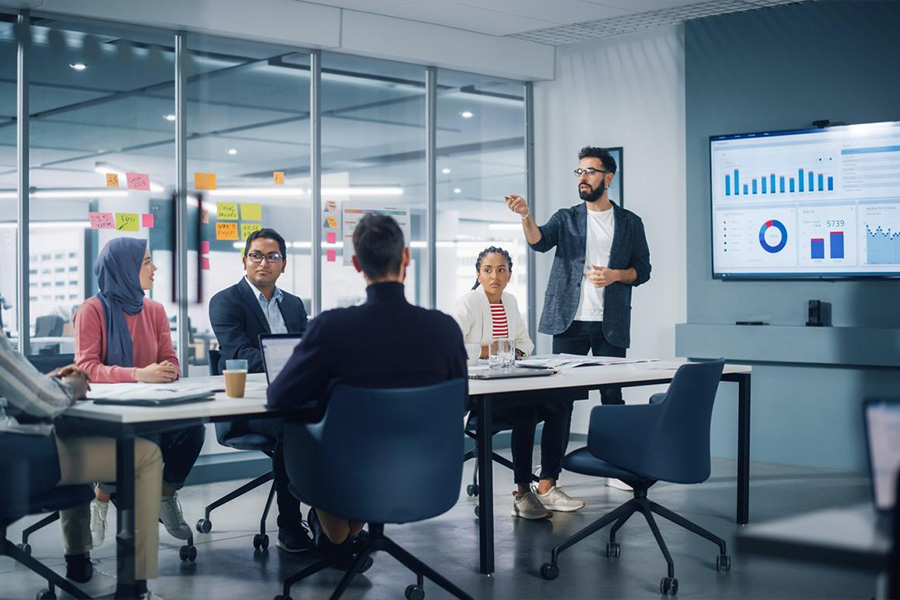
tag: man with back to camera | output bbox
[506,146,651,491]
[268,213,468,566]
[208,227,310,552]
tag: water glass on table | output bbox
[489,338,515,369]
[224,359,248,398]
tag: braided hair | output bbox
[472,246,513,290]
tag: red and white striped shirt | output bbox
[489,303,509,339]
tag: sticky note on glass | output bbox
[200,208,210,224]
[326,231,336,244]
[201,257,210,271]
[201,241,209,254]
[126,172,150,191]
[325,200,337,213]
[89,212,114,229]
[241,203,262,221]
[105,173,119,188]
[194,172,217,190]
[142,213,154,228]
[115,213,140,232]
[216,202,238,220]
[241,223,262,240]
[274,171,284,185]
[216,222,238,240]
[326,249,336,262]
[325,215,338,228]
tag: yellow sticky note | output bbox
[106,173,119,188]
[194,172,217,190]
[216,202,238,221]
[274,171,284,185]
[216,222,239,240]
[115,213,139,232]
[325,215,338,228]
[241,203,262,221]
[241,223,263,240]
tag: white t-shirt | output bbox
[573,206,616,322]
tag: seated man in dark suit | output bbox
[209,227,309,552]
[268,214,467,564]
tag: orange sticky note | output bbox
[325,215,338,228]
[216,222,238,240]
[194,172,217,190]
[105,173,119,188]
[326,231,336,244]
[326,249,336,262]
[274,171,284,185]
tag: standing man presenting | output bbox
[506,146,651,405]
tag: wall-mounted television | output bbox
[710,120,900,279]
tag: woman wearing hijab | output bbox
[74,237,204,549]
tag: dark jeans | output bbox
[552,320,627,405]
[246,418,302,529]
[498,399,573,484]
[98,424,205,493]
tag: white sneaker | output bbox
[534,486,585,512]
[511,491,552,520]
[159,494,192,540]
[90,499,109,548]
[607,478,633,491]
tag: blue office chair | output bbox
[196,349,277,551]
[276,380,473,600]
[540,360,731,595]
[1,433,93,600]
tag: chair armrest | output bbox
[649,392,667,404]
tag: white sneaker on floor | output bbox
[607,478,633,491]
[159,494,192,540]
[90,499,109,548]
[534,485,585,512]
[511,491,552,520]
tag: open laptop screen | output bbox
[864,399,900,512]
[259,334,303,385]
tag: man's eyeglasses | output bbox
[247,251,284,263]
[573,167,609,177]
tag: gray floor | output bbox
[0,452,878,600]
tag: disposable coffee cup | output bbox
[223,359,248,398]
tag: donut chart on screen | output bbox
[759,219,788,253]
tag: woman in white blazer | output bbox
[452,247,584,520]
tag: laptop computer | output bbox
[91,387,215,407]
[862,398,900,528]
[259,333,303,384]
[468,365,558,380]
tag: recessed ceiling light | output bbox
[69,63,88,71]
[460,111,474,119]
[228,148,238,155]
[441,168,451,174]
[453,188,462,194]
[163,114,176,122]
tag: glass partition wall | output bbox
[4,10,531,373]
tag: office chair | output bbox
[34,315,64,356]
[1,433,93,600]
[540,360,731,595]
[276,380,473,600]
[196,349,277,551]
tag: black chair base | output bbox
[540,487,730,594]
[275,523,472,600]
[197,468,275,551]
[2,525,90,600]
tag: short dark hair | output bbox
[578,146,617,174]
[244,228,287,259]
[352,214,404,280]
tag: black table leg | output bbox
[476,395,494,575]
[115,434,139,600]
[736,373,751,525]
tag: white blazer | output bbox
[452,289,534,356]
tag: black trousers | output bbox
[498,399,573,485]
[246,418,302,529]
[552,320,627,405]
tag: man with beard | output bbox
[506,145,650,449]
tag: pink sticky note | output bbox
[326,231,336,244]
[142,213,154,228]
[201,257,210,271]
[201,241,209,254]
[89,212,115,229]
[126,172,150,191]
[326,250,336,262]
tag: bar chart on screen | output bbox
[797,205,856,266]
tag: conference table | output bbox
[62,360,752,594]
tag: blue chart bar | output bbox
[808,171,814,191]
[830,231,844,259]
[780,176,785,193]
[725,175,730,196]
[799,169,804,192]
[770,174,776,193]
[743,184,748,195]
[790,178,795,192]
[866,225,900,265]
[818,174,824,191]
[761,178,766,194]
[752,180,757,194]
[811,238,825,259]
[828,176,834,191]
[734,169,740,195]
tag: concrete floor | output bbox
[0,453,878,600]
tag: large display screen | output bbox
[710,121,900,278]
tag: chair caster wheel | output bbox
[540,562,559,580]
[474,505,479,518]
[660,576,678,595]
[179,544,197,562]
[36,590,56,600]
[196,518,212,534]
[716,554,731,572]
[466,484,479,497]
[405,583,425,600]
[606,542,620,558]
[253,533,269,549]
[18,542,31,556]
